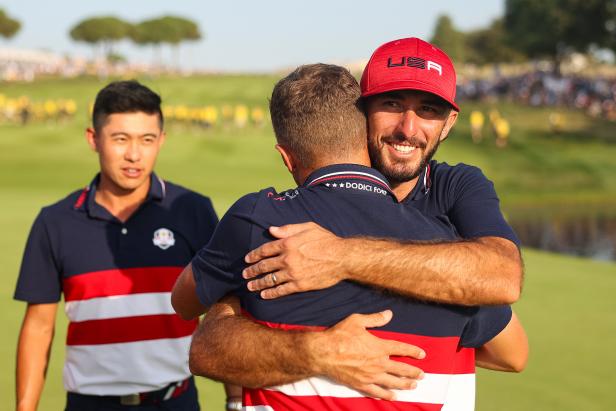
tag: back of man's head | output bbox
[92,80,163,132]
[269,64,366,168]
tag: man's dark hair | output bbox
[92,80,163,131]
[269,64,366,168]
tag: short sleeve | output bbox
[191,194,258,307]
[460,305,512,348]
[194,196,219,249]
[14,211,62,303]
[447,165,520,247]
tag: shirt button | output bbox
[121,227,128,235]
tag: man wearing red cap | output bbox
[182,38,525,409]
[243,37,520,304]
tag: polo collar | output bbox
[303,164,397,201]
[73,173,166,220]
[403,163,431,203]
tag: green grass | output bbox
[477,249,616,410]
[1,75,615,409]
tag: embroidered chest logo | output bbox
[153,228,175,250]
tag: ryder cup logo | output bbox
[153,228,175,250]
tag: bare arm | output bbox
[476,312,528,372]
[170,266,241,403]
[224,383,243,411]
[189,296,426,401]
[16,303,57,411]
[171,264,207,320]
[243,222,522,305]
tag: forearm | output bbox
[171,264,208,320]
[475,312,528,372]
[189,302,319,388]
[223,383,243,410]
[343,236,522,305]
[16,307,56,411]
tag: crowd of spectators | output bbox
[0,48,184,81]
[458,70,616,121]
[0,93,267,130]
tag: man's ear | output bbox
[86,127,98,152]
[439,110,459,142]
[158,130,166,148]
[275,144,296,174]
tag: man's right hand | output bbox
[307,310,425,401]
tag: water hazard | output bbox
[508,209,616,262]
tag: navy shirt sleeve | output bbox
[191,194,258,307]
[193,196,219,249]
[446,164,520,247]
[459,305,512,348]
[14,210,62,303]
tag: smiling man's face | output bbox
[366,89,458,190]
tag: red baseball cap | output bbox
[360,37,459,111]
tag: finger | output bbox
[269,222,319,238]
[350,310,393,329]
[384,360,425,380]
[243,256,284,279]
[354,384,396,401]
[245,239,285,264]
[247,273,284,292]
[369,373,419,391]
[383,340,426,360]
[260,282,297,300]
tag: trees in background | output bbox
[69,16,132,59]
[69,14,202,67]
[131,15,202,67]
[431,15,467,64]
[505,0,616,68]
[0,8,21,40]
[465,19,526,65]
[431,1,616,67]
[431,14,524,65]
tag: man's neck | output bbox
[296,152,372,186]
[95,174,151,223]
[390,176,419,202]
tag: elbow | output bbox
[499,260,524,305]
[177,311,195,322]
[500,284,521,305]
[170,291,184,318]
[502,337,530,373]
[171,292,195,321]
[484,237,524,304]
[504,353,528,373]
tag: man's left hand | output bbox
[243,222,347,299]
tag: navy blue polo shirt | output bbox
[191,164,511,409]
[406,159,519,246]
[14,173,218,396]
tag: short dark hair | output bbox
[92,80,163,131]
[269,64,366,168]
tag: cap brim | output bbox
[362,79,460,112]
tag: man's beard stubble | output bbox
[368,136,441,185]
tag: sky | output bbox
[1,0,504,72]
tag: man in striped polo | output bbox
[14,81,219,410]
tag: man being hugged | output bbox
[173,61,527,410]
